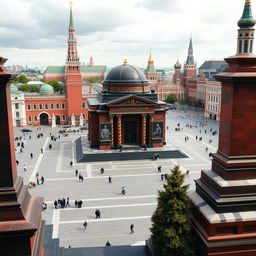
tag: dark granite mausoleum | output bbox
[87,60,168,150]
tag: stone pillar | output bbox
[117,115,122,146]
[52,114,56,128]
[79,113,83,126]
[141,114,146,145]
[71,114,75,126]
[110,115,115,147]
[0,57,44,255]
[148,114,153,146]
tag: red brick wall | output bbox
[219,83,256,156]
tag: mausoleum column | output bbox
[141,114,146,145]
[117,115,122,145]
[110,115,114,146]
[148,114,153,145]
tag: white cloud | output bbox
[0,0,254,69]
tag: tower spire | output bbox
[186,34,195,65]
[148,49,154,65]
[69,1,75,30]
[66,2,80,68]
[236,0,256,55]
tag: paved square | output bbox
[14,110,219,248]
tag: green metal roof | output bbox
[81,65,107,73]
[238,0,256,29]
[44,65,107,74]
[145,64,156,73]
[40,84,54,93]
[44,66,65,74]
[69,8,75,30]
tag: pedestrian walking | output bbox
[164,173,168,180]
[41,148,43,154]
[16,160,19,166]
[41,176,45,184]
[106,241,111,246]
[54,200,58,209]
[161,174,164,181]
[66,197,70,207]
[36,172,40,185]
[157,165,162,173]
[100,167,104,174]
[30,153,33,159]
[78,174,84,182]
[108,176,112,183]
[75,169,78,176]
[95,209,101,218]
[130,224,134,234]
[70,160,73,167]
[205,147,208,152]
[83,221,87,230]
[75,200,78,208]
[23,164,27,172]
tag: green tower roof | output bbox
[238,0,256,29]
[69,7,75,30]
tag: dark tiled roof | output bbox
[199,60,228,72]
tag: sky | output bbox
[0,0,254,69]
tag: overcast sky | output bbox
[0,0,253,69]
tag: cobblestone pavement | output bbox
[14,110,219,248]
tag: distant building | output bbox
[10,5,101,127]
[200,61,228,120]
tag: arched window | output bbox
[239,40,242,53]
[244,40,248,53]
[250,40,253,53]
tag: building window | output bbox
[16,112,19,118]
[33,104,37,110]
[62,103,65,109]
[34,116,37,121]
[39,104,43,110]
[244,40,248,53]
[82,102,85,109]
[27,104,31,110]
[28,116,32,122]
[56,103,59,109]
[45,104,48,110]
[62,115,65,120]
[15,103,19,109]
[250,40,253,53]
[239,40,242,53]
[51,103,54,110]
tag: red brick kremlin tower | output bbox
[65,3,83,125]
[183,34,197,98]
[0,57,44,255]
[190,0,256,255]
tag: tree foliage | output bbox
[14,74,31,84]
[194,99,203,108]
[165,94,177,104]
[18,84,40,93]
[85,76,101,83]
[151,165,196,256]
[178,97,193,106]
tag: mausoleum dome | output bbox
[40,84,54,94]
[102,60,150,93]
[10,84,19,93]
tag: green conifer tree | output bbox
[150,165,196,256]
